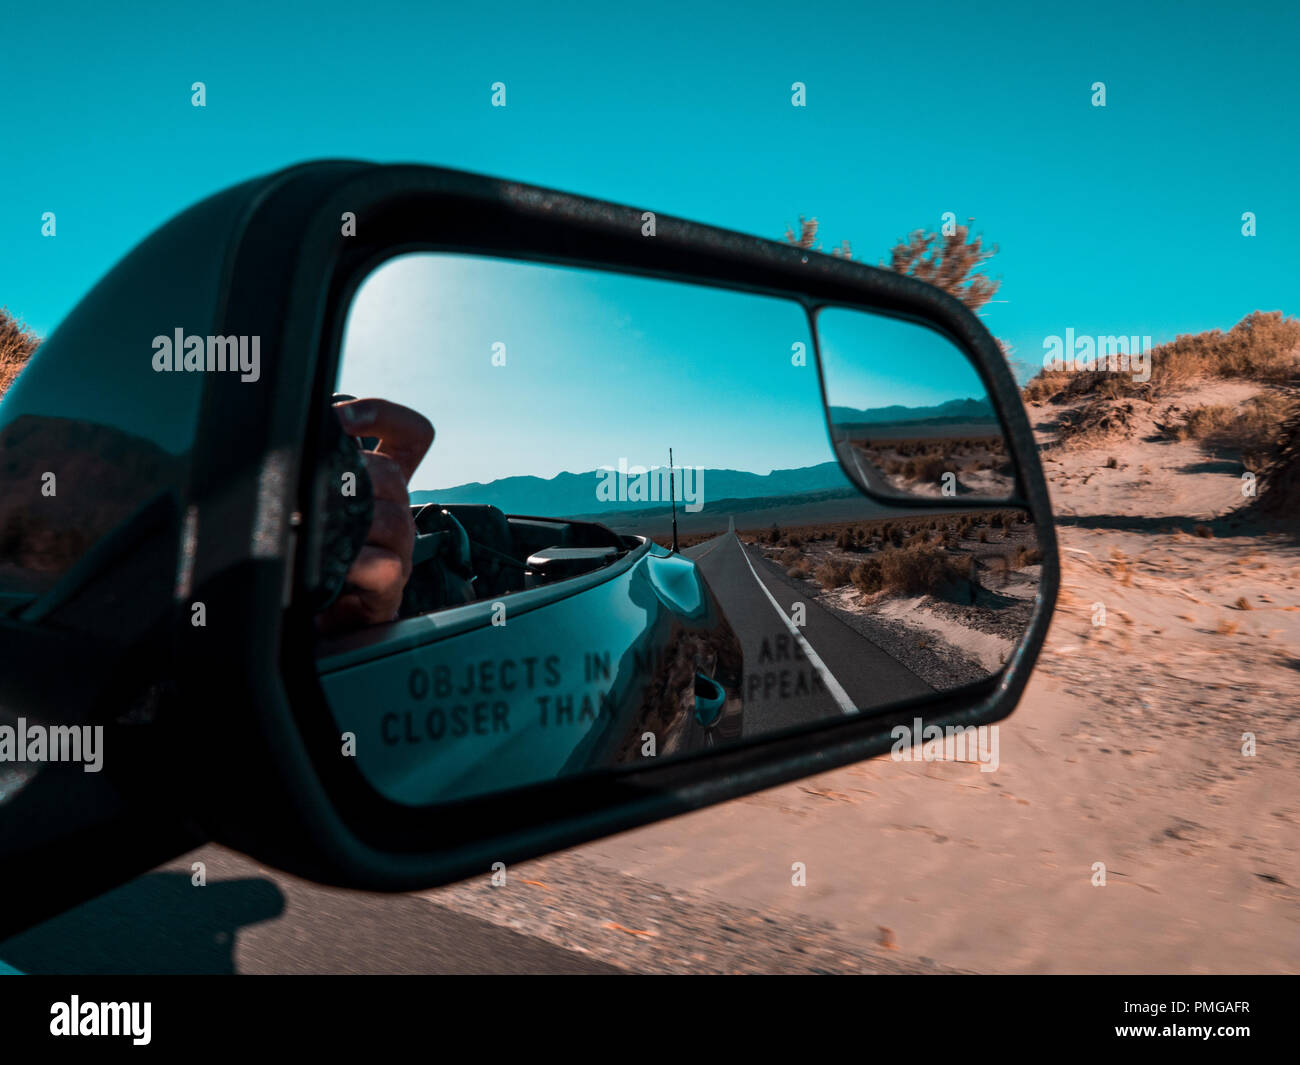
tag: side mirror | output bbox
[0,162,1057,910]
[816,306,1014,503]
[694,674,727,728]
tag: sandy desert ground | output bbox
[428,375,1300,974]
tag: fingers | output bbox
[345,543,407,600]
[359,452,414,576]
[364,497,414,578]
[361,451,408,506]
[334,398,434,483]
[318,543,409,633]
[320,398,432,634]
[347,455,415,622]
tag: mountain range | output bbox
[828,396,995,426]
[411,461,856,516]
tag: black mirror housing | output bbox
[0,160,1059,903]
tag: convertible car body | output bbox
[319,504,745,806]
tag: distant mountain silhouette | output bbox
[576,486,862,526]
[828,396,996,426]
[411,461,856,516]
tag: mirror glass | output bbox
[817,306,1013,501]
[317,254,1038,806]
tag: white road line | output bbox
[690,535,726,562]
[734,536,859,716]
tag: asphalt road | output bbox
[684,532,932,734]
[0,846,619,974]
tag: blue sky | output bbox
[4,0,1297,478]
[340,254,830,486]
[340,255,990,487]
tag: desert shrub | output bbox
[881,222,1001,311]
[1022,311,1300,404]
[1022,371,1072,404]
[850,556,884,595]
[1171,404,1236,441]
[787,561,812,579]
[1157,311,1300,383]
[1056,398,1140,446]
[1171,393,1299,469]
[0,308,39,397]
[815,559,854,590]
[902,454,956,482]
[779,547,803,566]
[1013,545,1044,567]
[879,543,967,596]
[1258,404,1300,516]
[767,523,782,544]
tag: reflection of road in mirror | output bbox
[817,305,1013,502]
[691,508,1040,697]
[683,532,931,730]
[827,398,1013,500]
[841,431,1014,499]
[323,251,1039,805]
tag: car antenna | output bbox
[669,447,679,554]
